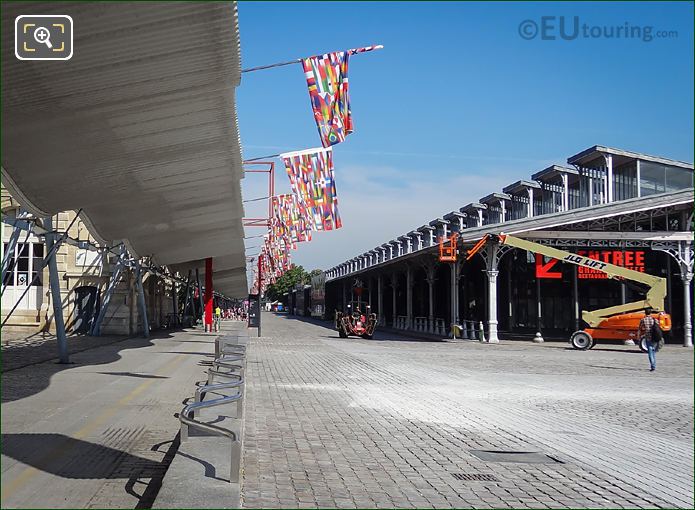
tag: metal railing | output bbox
[451,320,487,341]
[179,330,247,484]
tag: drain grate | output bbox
[470,450,563,464]
[452,473,499,482]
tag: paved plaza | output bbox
[1,327,217,508]
[241,313,694,509]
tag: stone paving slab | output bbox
[1,331,132,372]
[154,436,241,509]
[154,324,248,509]
[241,313,694,509]
[0,324,229,508]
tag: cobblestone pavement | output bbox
[1,331,131,372]
[241,313,694,509]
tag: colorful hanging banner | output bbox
[302,51,353,147]
[281,147,342,232]
[273,193,313,243]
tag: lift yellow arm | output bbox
[468,234,667,327]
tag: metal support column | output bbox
[507,256,513,330]
[182,270,192,319]
[572,264,580,331]
[424,265,435,334]
[450,262,458,331]
[195,268,204,323]
[482,240,502,343]
[406,265,413,330]
[342,279,348,310]
[44,216,69,363]
[536,272,543,334]
[134,259,150,338]
[90,245,127,336]
[682,272,693,348]
[377,274,384,326]
[486,269,500,343]
[391,271,398,328]
[1,219,22,277]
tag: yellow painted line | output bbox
[23,23,35,33]
[1,354,186,501]
[22,42,35,52]
[51,23,64,33]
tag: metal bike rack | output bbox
[179,395,243,483]
[194,379,244,419]
[208,358,245,384]
[179,330,248,484]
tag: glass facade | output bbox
[640,161,693,196]
[613,162,638,201]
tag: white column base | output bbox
[488,320,499,343]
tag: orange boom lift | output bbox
[467,234,672,350]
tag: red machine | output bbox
[335,302,377,339]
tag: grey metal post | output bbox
[44,217,69,363]
[182,270,192,318]
[90,245,127,336]
[572,264,580,331]
[195,268,204,322]
[172,277,178,323]
[135,260,150,338]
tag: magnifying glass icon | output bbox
[34,26,53,49]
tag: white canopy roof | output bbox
[1,1,247,297]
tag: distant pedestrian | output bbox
[638,307,661,372]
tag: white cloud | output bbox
[288,163,520,270]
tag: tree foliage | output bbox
[264,265,307,302]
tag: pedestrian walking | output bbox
[638,307,661,372]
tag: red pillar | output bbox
[204,257,213,332]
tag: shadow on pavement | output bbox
[96,371,169,379]
[1,328,192,404]
[163,351,215,357]
[2,432,179,508]
[2,432,163,478]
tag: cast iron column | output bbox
[683,271,693,348]
[406,265,413,330]
[377,274,384,326]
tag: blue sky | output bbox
[236,1,694,276]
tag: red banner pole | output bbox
[204,257,213,332]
